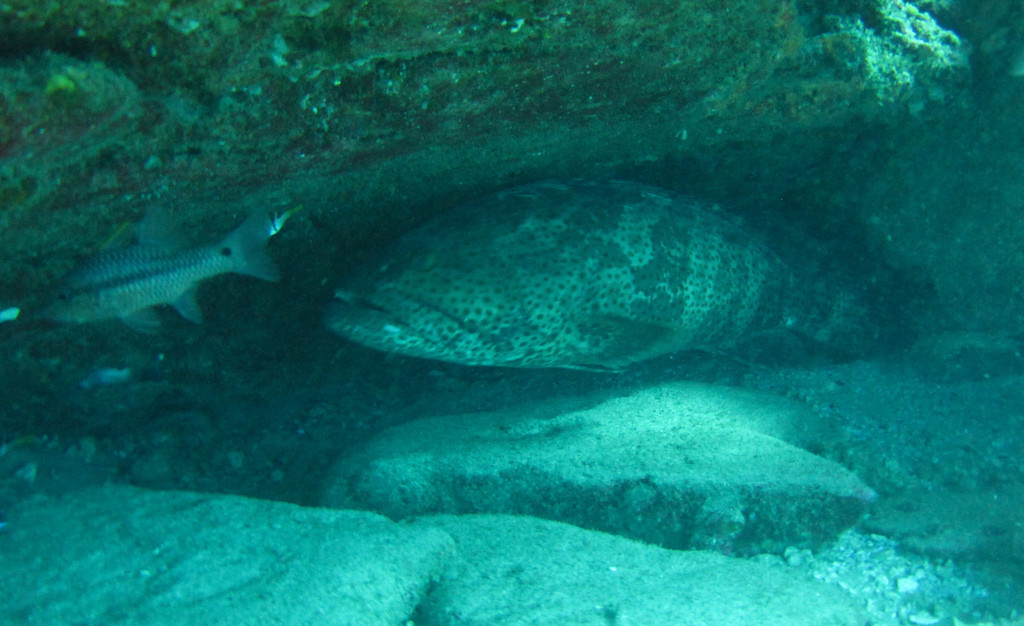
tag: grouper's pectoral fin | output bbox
[121,308,161,333]
[571,314,686,371]
[171,288,204,324]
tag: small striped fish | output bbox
[46,208,297,332]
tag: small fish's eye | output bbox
[57,292,68,300]
[220,247,232,257]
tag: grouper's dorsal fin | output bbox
[137,207,185,249]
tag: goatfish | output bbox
[46,206,300,332]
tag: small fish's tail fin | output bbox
[220,212,281,282]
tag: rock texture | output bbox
[323,382,875,553]
[0,485,454,625]
[412,514,866,625]
[0,1,966,309]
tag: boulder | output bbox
[324,382,874,553]
[412,514,866,625]
[0,484,454,625]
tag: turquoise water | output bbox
[1,1,1023,624]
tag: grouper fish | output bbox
[325,180,873,371]
[46,207,298,332]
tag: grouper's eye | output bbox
[57,292,68,301]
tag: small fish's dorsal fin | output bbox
[137,206,186,249]
[121,308,162,333]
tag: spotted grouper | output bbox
[325,180,874,370]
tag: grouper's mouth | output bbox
[326,288,529,367]
[326,290,404,337]
[329,289,388,315]
[331,288,475,329]
[326,288,478,354]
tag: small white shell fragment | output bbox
[0,307,19,323]
[79,367,134,389]
[897,576,919,593]
[908,611,942,625]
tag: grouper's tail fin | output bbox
[220,211,281,282]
